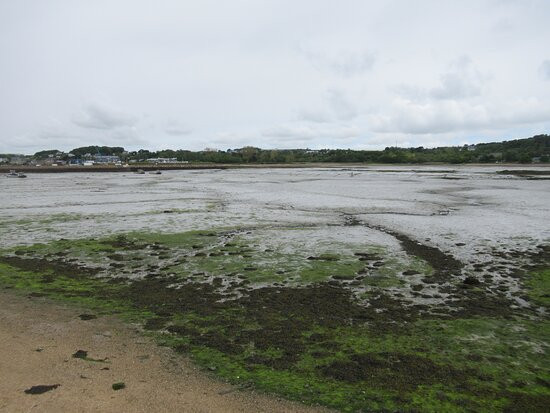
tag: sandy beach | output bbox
[0,289,327,413]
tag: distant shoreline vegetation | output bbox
[1,134,549,165]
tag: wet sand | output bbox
[0,290,328,413]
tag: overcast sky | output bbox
[1,0,549,154]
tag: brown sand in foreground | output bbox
[0,290,330,413]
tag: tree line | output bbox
[28,134,550,164]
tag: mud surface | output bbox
[1,166,549,412]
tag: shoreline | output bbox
[0,289,328,413]
[1,162,549,174]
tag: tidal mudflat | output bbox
[1,166,549,412]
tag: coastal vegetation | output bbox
[2,134,549,165]
[1,229,548,412]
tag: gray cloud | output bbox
[109,127,147,145]
[296,89,358,124]
[0,0,549,153]
[540,60,550,80]
[165,127,192,136]
[296,110,332,124]
[301,48,376,78]
[8,127,147,152]
[262,124,359,141]
[491,17,515,32]
[165,120,193,136]
[207,132,257,149]
[429,57,486,100]
[369,98,550,135]
[430,73,481,100]
[72,103,137,130]
[395,57,487,101]
[327,89,358,120]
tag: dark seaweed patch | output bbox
[143,316,170,330]
[24,384,60,395]
[107,254,124,261]
[112,382,125,391]
[497,170,550,177]
[503,392,550,413]
[393,233,463,283]
[72,349,88,359]
[72,349,107,362]
[319,353,469,389]
[462,276,481,286]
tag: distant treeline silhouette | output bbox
[24,134,550,164]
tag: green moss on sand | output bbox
[1,231,549,412]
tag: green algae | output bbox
[1,230,549,412]
[526,268,550,308]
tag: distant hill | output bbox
[10,134,550,165]
[469,134,549,163]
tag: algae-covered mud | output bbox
[1,166,549,412]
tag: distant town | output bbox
[0,150,188,167]
[1,134,549,166]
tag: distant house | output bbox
[146,157,178,164]
[9,155,28,165]
[94,155,120,164]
